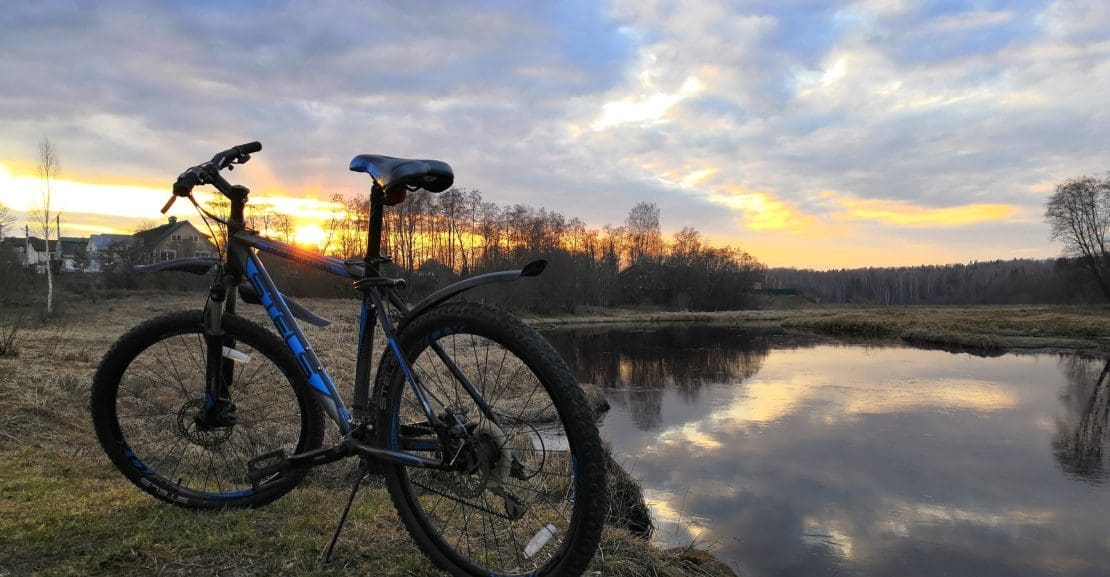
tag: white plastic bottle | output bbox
[523,524,558,558]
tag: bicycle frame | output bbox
[201,185,539,471]
[102,146,605,574]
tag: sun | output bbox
[293,223,328,248]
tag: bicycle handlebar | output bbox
[210,141,261,170]
[171,141,262,198]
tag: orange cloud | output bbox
[824,191,1017,227]
[709,185,812,231]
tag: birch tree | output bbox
[31,137,59,316]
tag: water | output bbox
[544,325,1110,577]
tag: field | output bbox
[530,304,1110,354]
[3,294,1107,576]
[0,295,734,577]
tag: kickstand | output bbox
[322,459,368,564]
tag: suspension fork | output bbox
[200,273,238,427]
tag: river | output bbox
[544,325,1110,577]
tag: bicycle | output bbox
[90,142,607,576]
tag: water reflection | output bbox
[545,326,808,430]
[1054,358,1110,482]
[545,326,1110,577]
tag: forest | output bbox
[297,190,766,312]
[766,258,1105,306]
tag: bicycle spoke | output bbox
[390,320,586,575]
[113,322,308,498]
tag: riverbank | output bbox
[526,304,1110,355]
[0,295,738,577]
[5,295,1106,575]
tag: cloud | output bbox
[707,186,814,232]
[2,0,1110,268]
[824,191,1020,227]
[592,75,705,130]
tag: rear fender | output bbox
[395,259,546,333]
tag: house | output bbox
[87,233,135,272]
[0,234,87,272]
[57,237,88,272]
[133,216,218,263]
[2,217,217,273]
[1,236,42,267]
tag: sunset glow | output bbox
[827,192,1020,228]
[293,223,328,249]
[2,2,1108,269]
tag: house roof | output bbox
[59,237,87,253]
[1,236,87,254]
[133,219,209,246]
[88,233,134,251]
[2,236,49,252]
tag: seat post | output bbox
[365,186,385,278]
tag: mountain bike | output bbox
[90,142,607,576]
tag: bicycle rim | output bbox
[381,306,598,575]
[107,318,310,501]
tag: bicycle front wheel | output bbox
[374,302,606,577]
[90,310,324,509]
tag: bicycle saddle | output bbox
[349,154,453,193]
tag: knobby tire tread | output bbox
[90,310,325,510]
[374,302,606,577]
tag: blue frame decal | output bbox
[245,252,352,432]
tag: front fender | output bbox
[396,259,546,332]
[133,257,220,275]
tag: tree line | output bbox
[287,191,765,313]
[765,258,1104,305]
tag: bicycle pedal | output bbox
[246,449,289,490]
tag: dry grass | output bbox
[11,293,1105,575]
[0,294,736,576]
[530,304,1110,353]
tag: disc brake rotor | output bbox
[177,398,233,448]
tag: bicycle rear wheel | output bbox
[374,302,606,577]
[90,310,324,509]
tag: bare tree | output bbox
[625,201,662,266]
[201,196,231,256]
[1045,175,1110,301]
[30,137,59,316]
[269,213,294,244]
[0,200,14,239]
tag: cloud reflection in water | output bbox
[546,326,1110,577]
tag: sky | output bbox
[1,0,1109,269]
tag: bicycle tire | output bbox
[374,302,606,577]
[91,310,325,509]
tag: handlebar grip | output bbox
[236,141,262,155]
[211,141,262,168]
